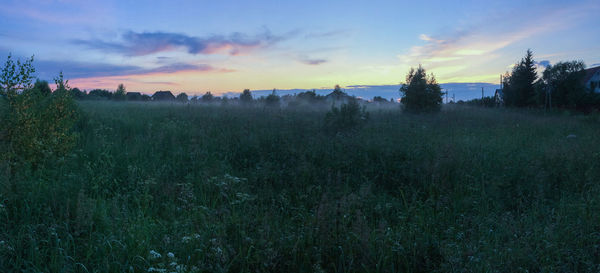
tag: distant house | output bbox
[152,91,175,101]
[494,89,504,106]
[126,92,143,101]
[583,66,600,93]
[325,86,353,103]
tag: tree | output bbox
[502,49,537,107]
[33,79,52,96]
[265,89,280,107]
[0,55,79,177]
[538,61,593,110]
[0,54,35,95]
[324,98,369,134]
[201,91,214,103]
[54,71,70,92]
[399,65,443,112]
[240,89,253,104]
[88,89,112,100]
[176,92,188,102]
[114,83,126,101]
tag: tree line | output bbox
[457,49,598,113]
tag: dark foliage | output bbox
[176,92,188,102]
[399,65,443,112]
[240,89,253,104]
[33,79,51,96]
[464,96,496,107]
[502,49,537,107]
[87,89,113,100]
[201,91,214,103]
[70,87,86,99]
[0,55,79,174]
[265,89,280,107]
[114,84,126,101]
[324,98,369,134]
[537,61,597,111]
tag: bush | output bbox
[240,89,253,104]
[265,89,280,107]
[465,96,496,107]
[176,93,188,102]
[201,91,214,103]
[0,58,79,174]
[324,99,369,134]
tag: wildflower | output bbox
[149,250,162,259]
[167,252,175,258]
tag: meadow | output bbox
[2,101,600,272]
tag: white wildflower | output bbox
[149,250,162,259]
[167,252,175,258]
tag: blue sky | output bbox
[0,0,598,99]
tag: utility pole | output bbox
[445,89,448,103]
[481,87,484,106]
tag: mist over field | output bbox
[244,83,501,102]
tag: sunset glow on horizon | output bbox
[1,0,599,96]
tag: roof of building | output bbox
[325,89,351,100]
[152,91,175,100]
[583,66,600,84]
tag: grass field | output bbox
[2,101,600,272]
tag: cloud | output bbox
[73,29,294,56]
[536,60,551,68]
[419,34,435,42]
[300,58,327,65]
[296,54,328,65]
[394,2,596,83]
[304,30,348,39]
[35,60,230,79]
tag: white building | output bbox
[584,66,600,93]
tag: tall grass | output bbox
[2,101,600,272]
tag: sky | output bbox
[0,0,599,99]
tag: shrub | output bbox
[465,96,496,107]
[176,92,188,102]
[240,89,253,104]
[0,58,79,174]
[324,99,369,134]
[201,91,214,103]
[265,89,280,107]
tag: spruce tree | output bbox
[503,49,537,107]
